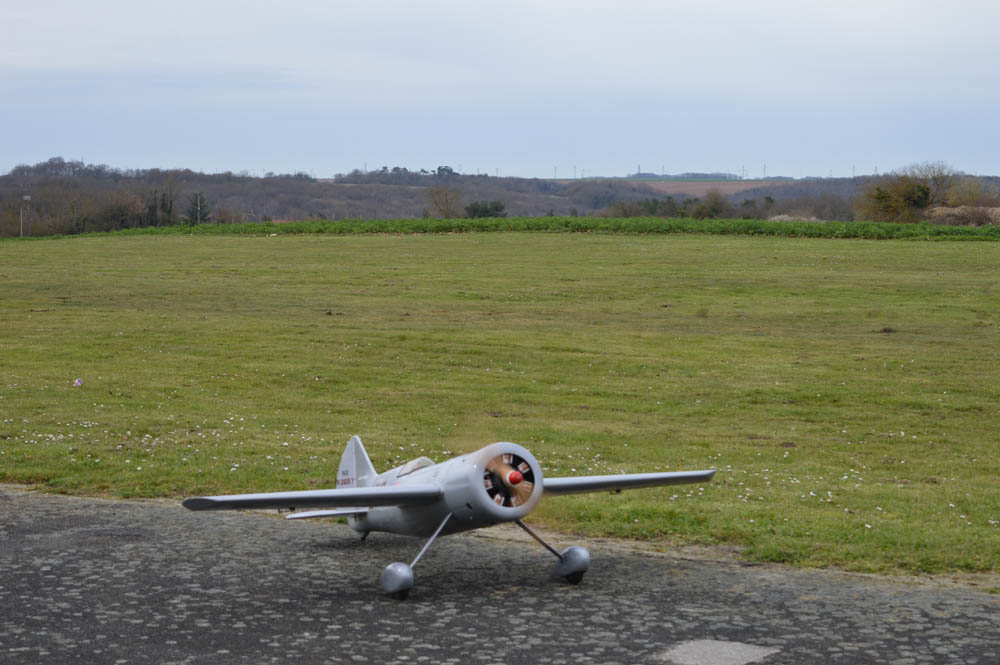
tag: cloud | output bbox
[2,1,998,176]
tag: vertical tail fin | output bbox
[337,435,377,488]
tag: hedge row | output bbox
[53,216,1000,240]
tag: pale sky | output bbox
[2,0,998,178]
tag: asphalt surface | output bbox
[1,486,997,664]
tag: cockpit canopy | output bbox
[397,456,434,477]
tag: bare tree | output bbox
[898,161,957,206]
[945,176,998,207]
[426,184,462,218]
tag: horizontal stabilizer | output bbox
[286,507,370,520]
[183,485,441,511]
[542,470,716,496]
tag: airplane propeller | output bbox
[484,453,535,507]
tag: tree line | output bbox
[1,158,658,235]
[2,157,996,237]
[0,157,318,236]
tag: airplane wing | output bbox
[182,485,442,511]
[542,470,716,496]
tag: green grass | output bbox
[1,233,998,576]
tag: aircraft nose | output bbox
[507,470,523,485]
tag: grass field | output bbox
[2,232,998,576]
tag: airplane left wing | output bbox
[182,485,442,511]
[542,470,716,496]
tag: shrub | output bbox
[856,176,931,222]
[690,189,733,219]
[465,200,506,218]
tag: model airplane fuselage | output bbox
[184,437,715,598]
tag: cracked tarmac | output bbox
[1,486,997,664]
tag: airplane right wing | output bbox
[542,470,716,496]
[182,485,442,512]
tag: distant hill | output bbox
[632,179,791,198]
[732,177,870,202]
[627,171,742,181]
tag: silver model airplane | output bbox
[184,436,715,599]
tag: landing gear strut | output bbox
[379,512,453,600]
[514,519,590,584]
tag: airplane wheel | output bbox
[380,561,414,599]
[554,546,589,585]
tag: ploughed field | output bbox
[2,233,997,576]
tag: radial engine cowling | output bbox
[439,442,543,532]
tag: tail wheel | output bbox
[484,453,535,507]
